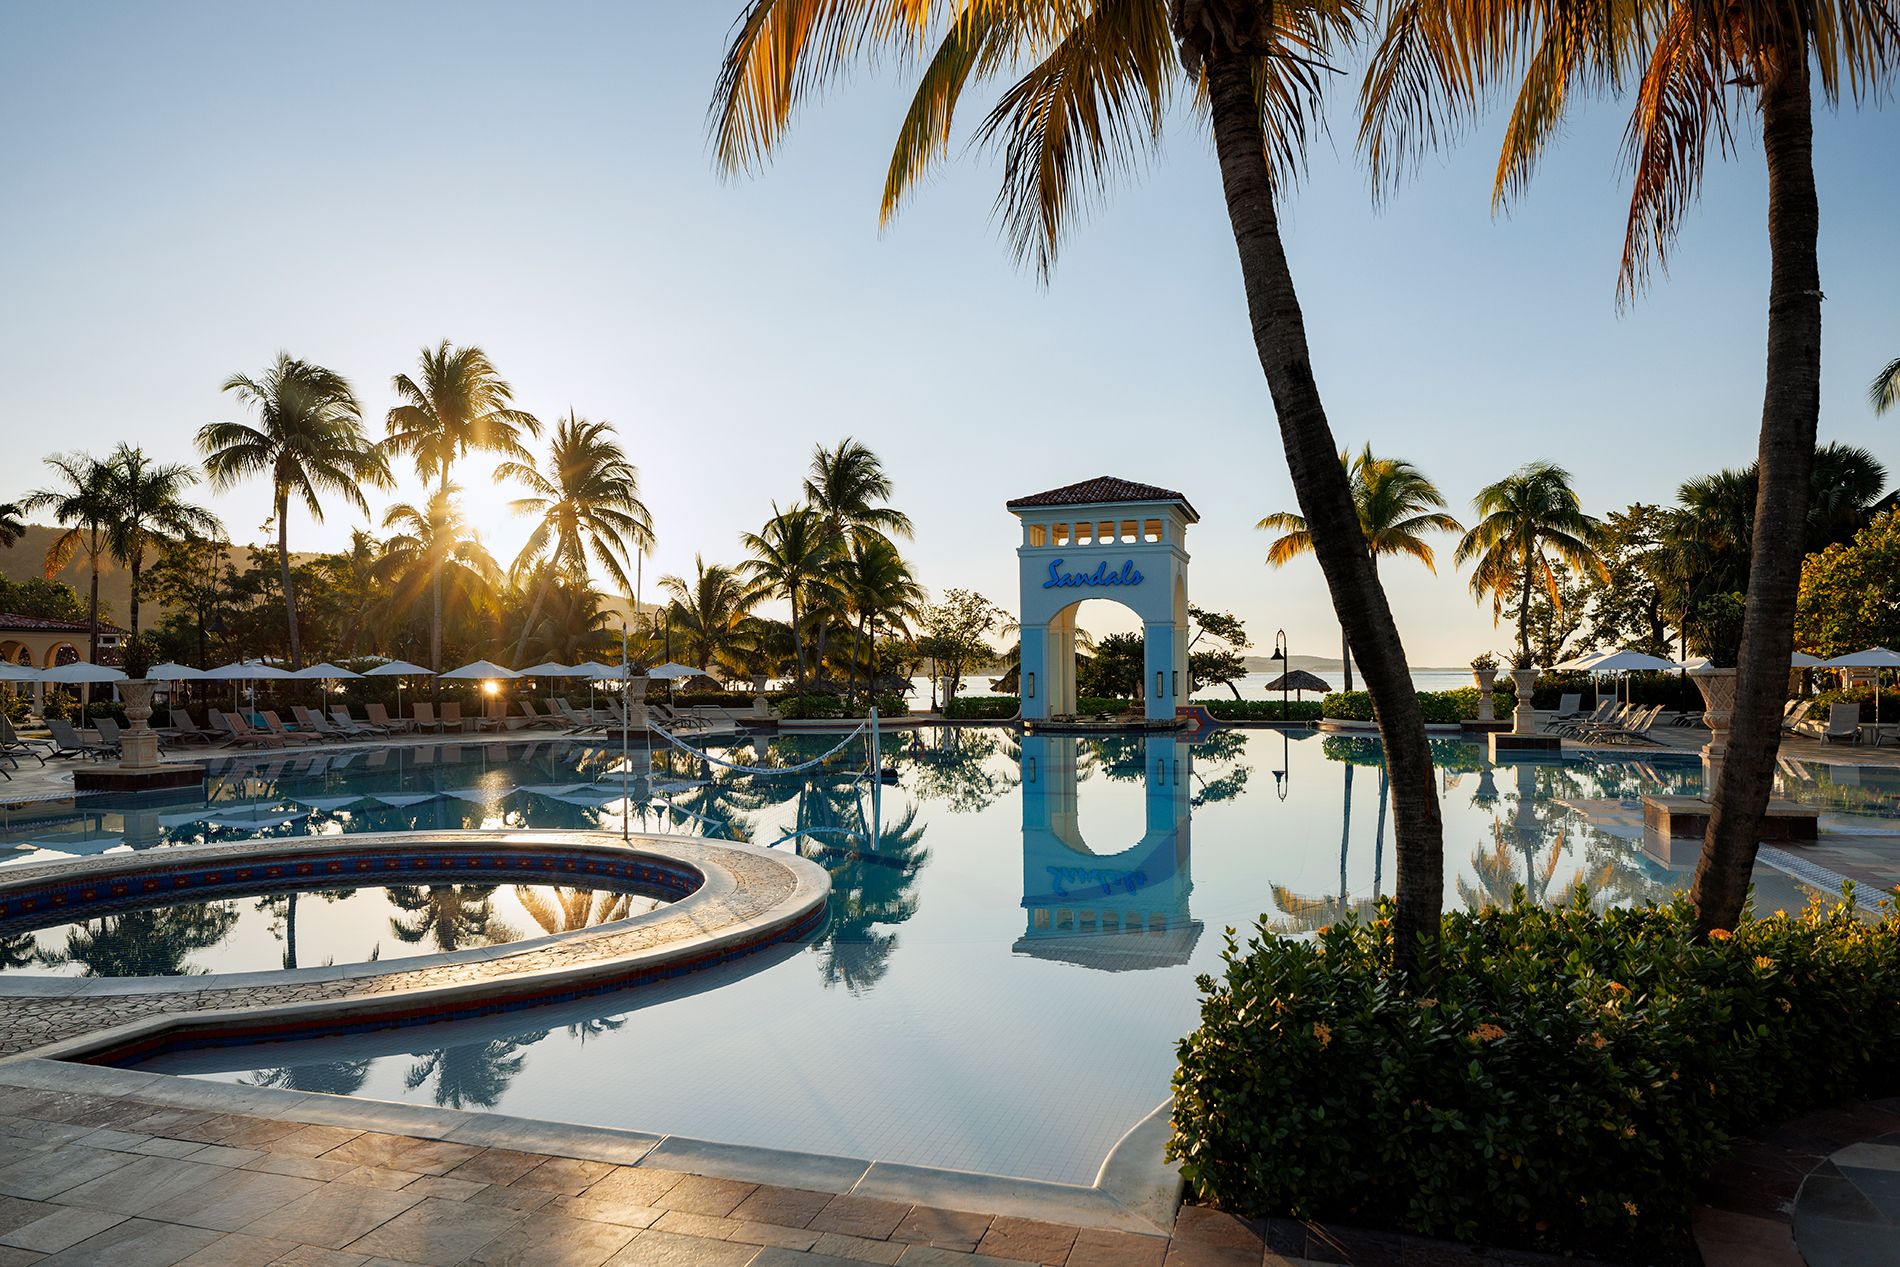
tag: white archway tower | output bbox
[1008,476,1198,723]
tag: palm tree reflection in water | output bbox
[386,885,516,953]
[404,1034,549,1110]
[41,905,240,977]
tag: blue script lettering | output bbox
[1041,558,1143,589]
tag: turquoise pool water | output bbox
[3,728,1883,1183]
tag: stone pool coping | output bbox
[0,830,829,1059]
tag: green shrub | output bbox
[1194,699,1324,723]
[1170,894,1900,1261]
[775,692,847,720]
[1320,689,1511,723]
[945,696,1020,720]
[1814,687,1898,724]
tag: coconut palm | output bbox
[659,555,759,675]
[103,445,223,639]
[840,535,926,704]
[713,0,1453,968]
[1358,0,1900,937]
[1874,356,1900,415]
[1456,464,1604,662]
[403,1034,545,1110]
[1259,446,1462,690]
[804,438,913,545]
[386,884,514,953]
[21,451,116,661]
[0,503,23,548]
[740,504,842,688]
[498,411,653,664]
[384,342,539,671]
[199,355,389,668]
[374,490,501,659]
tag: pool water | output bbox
[3,729,1885,1183]
[0,883,665,978]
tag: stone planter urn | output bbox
[1510,666,1539,735]
[118,679,160,770]
[752,674,770,719]
[624,674,650,731]
[1689,664,1736,779]
[1473,668,1498,722]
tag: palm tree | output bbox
[1259,446,1462,691]
[375,490,500,658]
[712,0,1453,971]
[384,341,539,670]
[103,445,223,639]
[1358,0,1899,937]
[21,452,115,661]
[740,504,842,688]
[659,555,759,674]
[386,884,514,952]
[804,439,913,544]
[1871,355,1900,414]
[1456,464,1604,663]
[840,535,925,704]
[0,502,23,547]
[199,355,389,668]
[499,411,653,664]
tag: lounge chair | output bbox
[0,715,50,768]
[45,718,111,760]
[292,705,349,741]
[208,708,286,747]
[1549,693,1583,721]
[1820,702,1861,745]
[257,710,319,744]
[1594,705,1665,745]
[365,702,413,733]
[159,708,219,746]
[1554,702,1618,737]
[328,706,385,738]
[1781,700,1814,733]
[440,701,485,733]
[516,700,563,730]
[413,702,444,733]
[91,717,125,757]
[553,700,602,733]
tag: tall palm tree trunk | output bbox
[1340,629,1353,693]
[1690,65,1821,935]
[1517,552,1536,661]
[1202,49,1443,970]
[431,473,448,676]
[86,547,100,664]
[512,572,555,665]
[276,490,302,668]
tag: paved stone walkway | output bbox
[0,1076,1625,1267]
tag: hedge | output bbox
[1321,688,1512,723]
[1170,893,1900,1262]
[1194,699,1325,723]
[1815,687,1898,724]
[776,692,906,720]
[945,696,1020,720]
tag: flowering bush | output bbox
[1169,893,1900,1260]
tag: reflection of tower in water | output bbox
[1016,735,1200,970]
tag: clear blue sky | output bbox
[1,2,1893,665]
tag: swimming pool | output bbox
[5,728,1882,1183]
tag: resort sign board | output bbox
[1042,558,1144,590]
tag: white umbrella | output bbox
[40,662,127,684]
[292,662,364,680]
[518,662,590,678]
[146,663,207,681]
[439,659,521,681]
[203,660,294,680]
[363,660,435,678]
[573,660,625,679]
[0,663,40,682]
[645,663,699,680]
[1790,651,1824,668]
[1821,647,1900,729]
[1552,649,1614,671]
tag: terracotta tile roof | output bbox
[0,612,125,635]
[1006,476,1199,521]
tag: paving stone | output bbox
[343,1196,526,1266]
[243,1183,427,1250]
[898,1247,1022,1267]
[549,1193,667,1229]
[444,1150,549,1186]
[141,1169,324,1232]
[587,1169,686,1209]
[398,1175,487,1203]
[605,1228,762,1267]
[74,1127,151,1152]
[175,1231,305,1266]
[465,1186,558,1213]
[268,1126,364,1159]
[461,1211,638,1266]
[892,1206,992,1252]
[0,1198,49,1238]
[245,1153,363,1182]
[269,1248,373,1266]
[323,1135,480,1178]
[0,1142,135,1200]
[339,1168,424,1192]
[808,1197,912,1242]
[1064,1228,1168,1267]
[33,1216,224,1267]
[0,1204,128,1252]
[808,1232,907,1264]
[0,1247,37,1267]
[974,1217,1079,1266]
[731,1187,838,1230]
[1160,1207,1262,1267]
[654,1176,759,1218]
[124,1110,217,1138]
[653,1211,749,1240]
[725,1221,824,1251]
[507,1156,615,1196]
[138,1138,216,1159]
[209,1117,306,1149]
[755,1250,881,1267]
[185,1145,267,1169]
[48,1154,227,1216]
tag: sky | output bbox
[0,2,1894,667]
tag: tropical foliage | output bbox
[1456,463,1603,662]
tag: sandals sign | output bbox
[1041,558,1144,589]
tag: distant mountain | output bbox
[0,524,279,622]
[1241,653,1466,673]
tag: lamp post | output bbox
[1270,629,1288,722]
